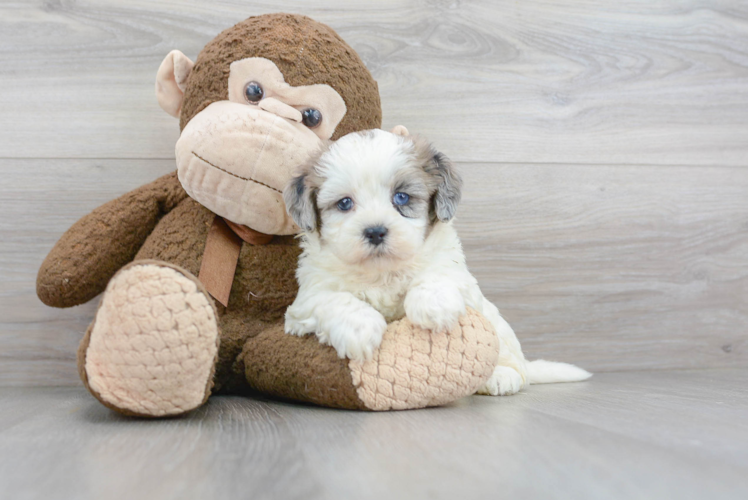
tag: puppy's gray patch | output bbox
[284,173,318,232]
[411,136,463,222]
[283,144,330,232]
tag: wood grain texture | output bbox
[2,159,745,385]
[1,0,748,164]
[0,159,176,386]
[457,162,748,371]
[1,370,747,500]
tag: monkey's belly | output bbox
[136,197,300,315]
[134,197,302,391]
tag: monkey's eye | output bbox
[393,192,410,206]
[244,82,264,103]
[302,108,322,128]
[337,197,353,212]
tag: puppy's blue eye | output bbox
[393,192,410,206]
[337,197,353,211]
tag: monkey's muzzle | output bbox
[175,100,322,235]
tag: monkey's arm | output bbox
[37,171,188,308]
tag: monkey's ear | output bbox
[155,50,195,117]
[283,173,319,232]
[390,125,409,137]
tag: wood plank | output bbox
[1,1,748,164]
[1,370,747,499]
[1,159,745,385]
[0,159,176,386]
[457,161,748,371]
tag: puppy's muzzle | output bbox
[364,226,388,246]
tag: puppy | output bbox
[283,128,590,395]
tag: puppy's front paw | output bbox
[404,283,466,332]
[285,309,318,337]
[476,366,524,396]
[328,307,388,361]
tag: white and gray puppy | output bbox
[283,128,590,395]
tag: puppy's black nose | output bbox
[364,226,388,246]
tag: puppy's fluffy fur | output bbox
[283,129,590,395]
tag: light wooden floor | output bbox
[2,1,748,498]
[2,369,747,500]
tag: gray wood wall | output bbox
[1,0,746,386]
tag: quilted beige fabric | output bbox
[350,309,499,411]
[85,264,219,416]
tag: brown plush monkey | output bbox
[36,14,499,416]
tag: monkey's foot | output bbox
[79,261,219,417]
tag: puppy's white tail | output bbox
[527,359,592,385]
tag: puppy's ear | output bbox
[284,144,329,232]
[431,152,462,222]
[283,173,318,232]
[414,137,462,222]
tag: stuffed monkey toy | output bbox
[37,14,499,416]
